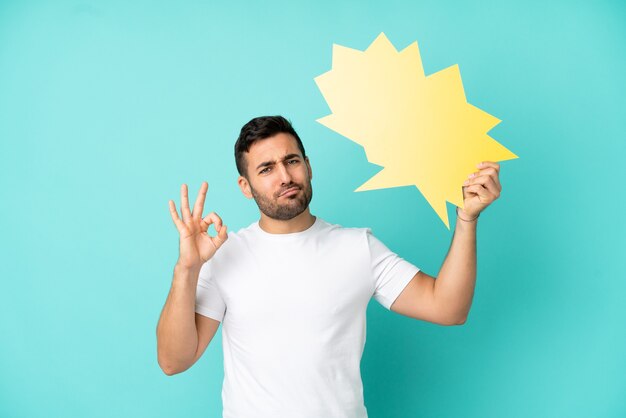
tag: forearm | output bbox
[156,263,201,374]
[434,216,477,324]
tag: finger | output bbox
[465,184,494,201]
[168,200,185,232]
[192,182,208,219]
[201,212,223,234]
[469,173,500,196]
[180,184,192,221]
[477,161,500,173]
[214,224,228,248]
[477,167,502,191]
[466,169,501,192]
[462,185,481,200]
[200,214,213,233]
[483,176,500,197]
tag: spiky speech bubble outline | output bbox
[314,32,518,228]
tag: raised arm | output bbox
[156,182,228,375]
[390,162,502,325]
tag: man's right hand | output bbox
[168,182,228,270]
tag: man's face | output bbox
[238,132,313,220]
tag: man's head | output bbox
[235,116,313,220]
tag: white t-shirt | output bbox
[195,216,420,418]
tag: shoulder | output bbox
[315,217,371,241]
[223,222,254,242]
[207,222,255,260]
[318,219,394,256]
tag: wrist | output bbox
[456,206,479,222]
[173,262,202,281]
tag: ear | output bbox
[238,175,254,199]
[305,157,312,181]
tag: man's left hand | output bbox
[459,161,502,219]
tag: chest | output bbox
[217,242,373,330]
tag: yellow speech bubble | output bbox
[315,33,518,229]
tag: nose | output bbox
[277,162,293,185]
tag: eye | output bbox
[288,159,299,164]
[259,167,270,174]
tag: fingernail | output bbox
[463,180,469,186]
[477,162,483,168]
[468,173,475,178]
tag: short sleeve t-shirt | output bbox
[195,216,420,418]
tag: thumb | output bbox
[218,224,228,242]
[211,224,228,247]
[200,215,213,233]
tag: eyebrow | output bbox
[255,153,302,171]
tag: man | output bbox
[156,116,502,417]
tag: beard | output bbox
[250,178,313,221]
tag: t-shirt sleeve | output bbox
[367,228,421,310]
[195,260,227,322]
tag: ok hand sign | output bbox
[169,182,228,270]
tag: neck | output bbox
[258,209,316,234]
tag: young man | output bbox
[157,116,502,417]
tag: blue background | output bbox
[1,1,625,417]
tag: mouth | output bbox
[279,187,300,197]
